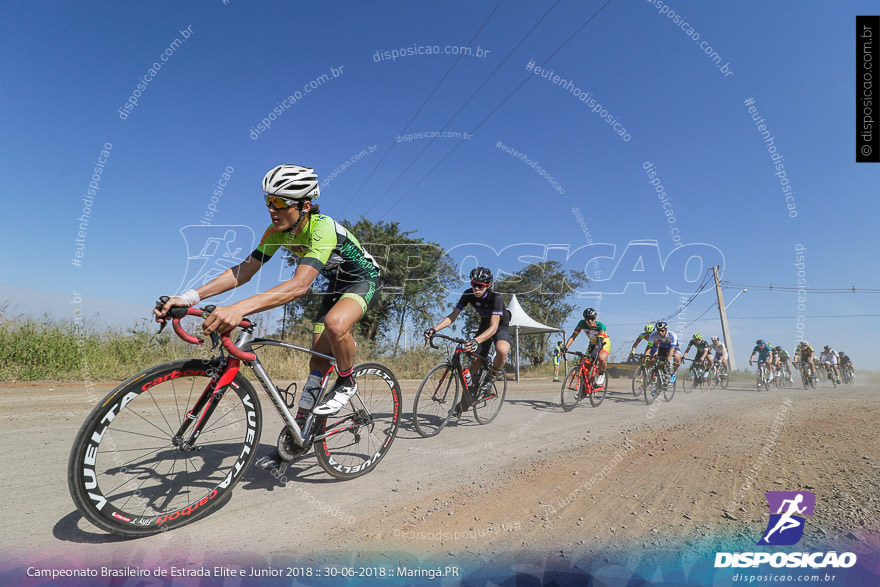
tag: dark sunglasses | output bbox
[471,281,490,289]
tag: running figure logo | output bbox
[175,225,254,302]
[758,491,815,546]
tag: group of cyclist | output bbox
[751,340,855,386]
[154,163,856,471]
[626,324,727,385]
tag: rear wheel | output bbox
[561,365,583,411]
[68,359,262,536]
[314,362,400,480]
[412,363,458,437]
[473,369,507,424]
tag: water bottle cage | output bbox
[278,382,298,409]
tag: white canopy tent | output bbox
[506,294,564,381]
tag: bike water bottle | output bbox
[462,368,473,388]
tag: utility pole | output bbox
[713,266,736,370]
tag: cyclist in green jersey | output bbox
[683,333,710,380]
[562,308,611,387]
[629,324,655,367]
[156,164,380,421]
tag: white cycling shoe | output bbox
[313,379,358,415]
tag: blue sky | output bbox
[2,1,878,368]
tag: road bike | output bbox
[754,360,774,391]
[412,333,507,437]
[706,361,729,390]
[684,357,709,392]
[68,302,401,536]
[643,356,677,405]
[796,360,816,389]
[560,346,606,410]
[841,364,855,386]
[821,362,840,388]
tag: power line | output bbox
[680,301,717,331]
[657,269,714,323]
[378,0,615,218]
[365,0,563,217]
[720,281,880,294]
[612,313,880,328]
[340,0,505,216]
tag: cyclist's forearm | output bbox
[231,282,308,315]
[434,316,453,331]
[194,269,246,301]
[231,265,317,316]
[194,259,261,302]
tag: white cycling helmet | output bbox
[262,164,320,200]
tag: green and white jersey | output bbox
[252,214,380,281]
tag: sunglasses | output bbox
[471,281,490,289]
[265,195,300,210]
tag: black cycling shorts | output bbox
[477,321,510,358]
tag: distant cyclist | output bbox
[562,308,610,387]
[794,341,816,381]
[708,336,727,373]
[749,339,774,375]
[630,323,656,366]
[838,351,854,372]
[552,341,564,382]
[646,321,682,382]
[683,333,710,380]
[775,345,793,382]
[819,345,841,384]
[425,267,510,412]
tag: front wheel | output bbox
[644,369,661,405]
[67,359,262,537]
[412,363,458,437]
[632,365,646,396]
[561,365,584,411]
[473,369,507,424]
[314,362,401,480]
[587,364,606,407]
[720,366,729,389]
[663,370,677,402]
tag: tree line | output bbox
[280,218,587,365]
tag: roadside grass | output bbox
[0,316,447,383]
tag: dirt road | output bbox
[1,376,878,582]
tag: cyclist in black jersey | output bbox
[156,164,380,421]
[425,267,510,410]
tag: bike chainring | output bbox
[277,427,311,461]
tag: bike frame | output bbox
[568,346,601,395]
[168,311,367,452]
[431,334,491,405]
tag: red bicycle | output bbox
[67,300,401,536]
[560,346,606,410]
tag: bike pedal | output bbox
[255,454,283,471]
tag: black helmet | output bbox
[774,345,782,351]
[655,321,668,331]
[756,339,764,345]
[582,307,597,321]
[469,266,493,285]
